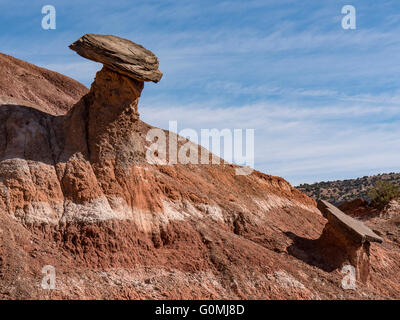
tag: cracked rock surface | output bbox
[69,33,163,82]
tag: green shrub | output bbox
[367,180,400,209]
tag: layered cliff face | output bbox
[0,35,399,299]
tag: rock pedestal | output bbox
[67,34,163,165]
[317,200,383,284]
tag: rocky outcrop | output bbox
[317,200,382,283]
[381,199,400,218]
[69,34,162,82]
[66,34,164,166]
[0,35,399,299]
[318,200,383,244]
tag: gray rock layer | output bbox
[69,33,163,82]
[317,200,383,243]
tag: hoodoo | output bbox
[317,200,383,283]
[66,34,163,165]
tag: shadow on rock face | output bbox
[0,100,95,166]
[286,226,374,286]
[286,201,382,285]
[0,104,64,165]
[285,231,343,273]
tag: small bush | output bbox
[367,180,400,209]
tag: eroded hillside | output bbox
[0,35,399,299]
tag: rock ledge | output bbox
[69,33,163,82]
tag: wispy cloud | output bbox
[141,94,400,185]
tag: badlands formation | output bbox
[0,34,399,299]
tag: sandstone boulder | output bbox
[317,200,383,283]
[69,33,163,82]
[318,200,383,244]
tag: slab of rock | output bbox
[318,200,383,244]
[317,200,383,284]
[69,33,162,82]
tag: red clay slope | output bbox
[0,52,88,115]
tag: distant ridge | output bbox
[297,172,400,205]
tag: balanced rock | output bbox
[317,200,383,244]
[317,200,383,283]
[65,34,164,166]
[69,33,163,83]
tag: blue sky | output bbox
[1,0,400,185]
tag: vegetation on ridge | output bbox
[297,172,400,205]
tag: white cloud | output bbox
[39,61,102,84]
[141,96,400,185]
